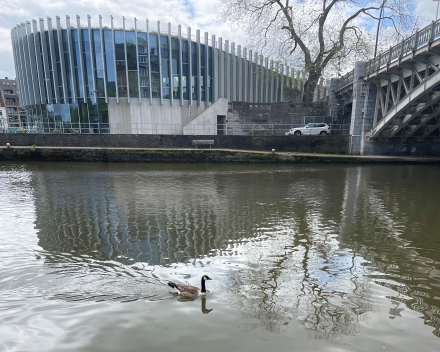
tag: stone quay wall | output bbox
[0,134,349,154]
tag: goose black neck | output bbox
[201,278,206,293]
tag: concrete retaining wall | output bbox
[0,134,350,154]
[2,147,438,164]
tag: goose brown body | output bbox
[168,275,212,298]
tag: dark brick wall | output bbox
[229,102,329,125]
[0,134,350,154]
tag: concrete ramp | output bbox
[183,99,228,135]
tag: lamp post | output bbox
[434,0,440,21]
[374,0,386,58]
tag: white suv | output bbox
[289,123,331,135]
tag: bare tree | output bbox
[217,0,419,103]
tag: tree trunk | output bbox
[302,71,320,103]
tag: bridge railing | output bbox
[337,70,354,90]
[366,19,440,75]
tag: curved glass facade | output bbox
[11,16,293,133]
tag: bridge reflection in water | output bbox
[29,163,440,341]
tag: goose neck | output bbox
[201,278,206,293]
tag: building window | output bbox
[4,89,13,94]
[8,107,17,113]
[160,35,170,99]
[200,44,205,102]
[149,34,160,99]
[114,30,127,97]
[137,31,149,98]
[103,30,116,97]
[126,31,138,99]
[171,37,180,100]
[93,29,105,98]
[182,40,190,100]
[191,42,197,101]
[6,98,16,105]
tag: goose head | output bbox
[202,275,212,281]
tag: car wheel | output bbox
[320,131,327,135]
[294,131,301,135]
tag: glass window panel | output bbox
[149,33,158,60]
[77,98,89,124]
[54,104,62,123]
[105,63,116,97]
[151,72,160,98]
[173,76,179,99]
[140,88,149,98]
[149,34,160,98]
[82,29,90,52]
[84,52,94,91]
[209,47,213,102]
[70,103,80,124]
[139,60,149,99]
[200,44,205,101]
[161,61,169,87]
[182,40,190,100]
[171,37,180,100]
[182,39,189,64]
[87,98,99,123]
[200,44,205,67]
[103,30,116,97]
[53,31,61,61]
[93,29,104,71]
[114,30,127,97]
[103,30,113,54]
[137,32,147,55]
[98,99,109,132]
[126,31,137,70]
[114,30,125,59]
[116,60,127,97]
[191,42,197,101]
[160,35,170,99]
[160,35,169,59]
[171,37,179,60]
[61,104,71,123]
[64,53,73,98]
[139,62,149,81]
[96,70,105,97]
[72,30,84,98]
[128,71,138,98]
[47,104,55,126]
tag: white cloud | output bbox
[417,0,440,26]
[0,0,247,79]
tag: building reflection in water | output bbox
[30,164,440,340]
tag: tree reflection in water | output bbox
[29,164,440,340]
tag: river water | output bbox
[0,162,439,351]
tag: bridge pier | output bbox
[348,62,378,155]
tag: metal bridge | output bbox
[335,20,440,142]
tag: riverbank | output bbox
[1,146,440,164]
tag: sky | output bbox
[0,0,436,80]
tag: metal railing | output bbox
[337,19,440,88]
[3,122,351,136]
[337,70,354,90]
[366,19,440,75]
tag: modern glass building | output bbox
[11,15,300,134]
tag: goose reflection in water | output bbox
[176,296,213,314]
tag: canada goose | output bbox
[168,275,212,298]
